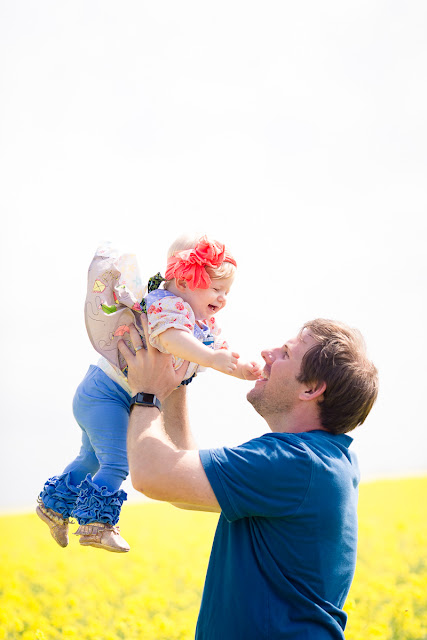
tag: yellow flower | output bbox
[1,478,426,639]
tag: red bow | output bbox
[165,237,237,290]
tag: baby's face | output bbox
[182,275,234,321]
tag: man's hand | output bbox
[118,316,188,400]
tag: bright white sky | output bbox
[1,1,426,512]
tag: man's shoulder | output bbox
[200,432,321,522]
[201,430,354,484]
[249,431,316,453]
[240,430,357,477]
[207,432,315,471]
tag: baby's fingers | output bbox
[251,362,263,375]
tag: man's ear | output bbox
[174,278,187,293]
[299,381,326,401]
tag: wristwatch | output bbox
[130,392,162,412]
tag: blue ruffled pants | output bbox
[39,366,131,525]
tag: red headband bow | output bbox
[165,237,237,290]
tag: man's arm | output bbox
[161,385,197,450]
[118,322,220,512]
[127,406,220,510]
[161,386,221,511]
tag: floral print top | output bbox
[145,289,228,380]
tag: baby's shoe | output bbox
[74,522,130,553]
[36,498,70,548]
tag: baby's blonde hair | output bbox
[164,233,236,289]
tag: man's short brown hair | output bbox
[297,319,378,435]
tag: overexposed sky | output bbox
[1,1,426,511]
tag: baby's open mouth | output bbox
[208,304,217,312]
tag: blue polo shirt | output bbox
[197,430,359,639]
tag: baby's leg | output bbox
[38,472,80,520]
[38,378,101,520]
[71,366,131,551]
[37,365,129,550]
[37,467,81,547]
[62,431,100,487]
[37,430,98,519]
[72,366,130,495]
[72,391,129,524]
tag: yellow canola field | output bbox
[1,476,426,640]
[345,476,427,640]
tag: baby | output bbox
[36,235,261,553]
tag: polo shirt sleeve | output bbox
[199,434,313,522]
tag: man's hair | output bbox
[297,319,379,435]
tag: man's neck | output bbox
[265,410,325,434]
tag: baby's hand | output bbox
[240,361,264,381]
[210,349,240,375]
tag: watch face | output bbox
[131,393,161,410]
[140,393,155,404]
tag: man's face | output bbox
[247,329,319,420]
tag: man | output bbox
[118,317,378,639]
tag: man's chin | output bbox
[246,385,256,403]
[246,387,264,416]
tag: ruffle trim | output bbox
[72,475,127,525]
[180,373,196,386]
[38,473,79,519]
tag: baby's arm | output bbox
[208,325,263,381]
[158,328,239,375]
[231,360,263,381]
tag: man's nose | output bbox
[262,350,274,364]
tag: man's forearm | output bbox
[161,385,197,450]
[127,405,175,496]
[119,319,219,509]
[126,386,197,494]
